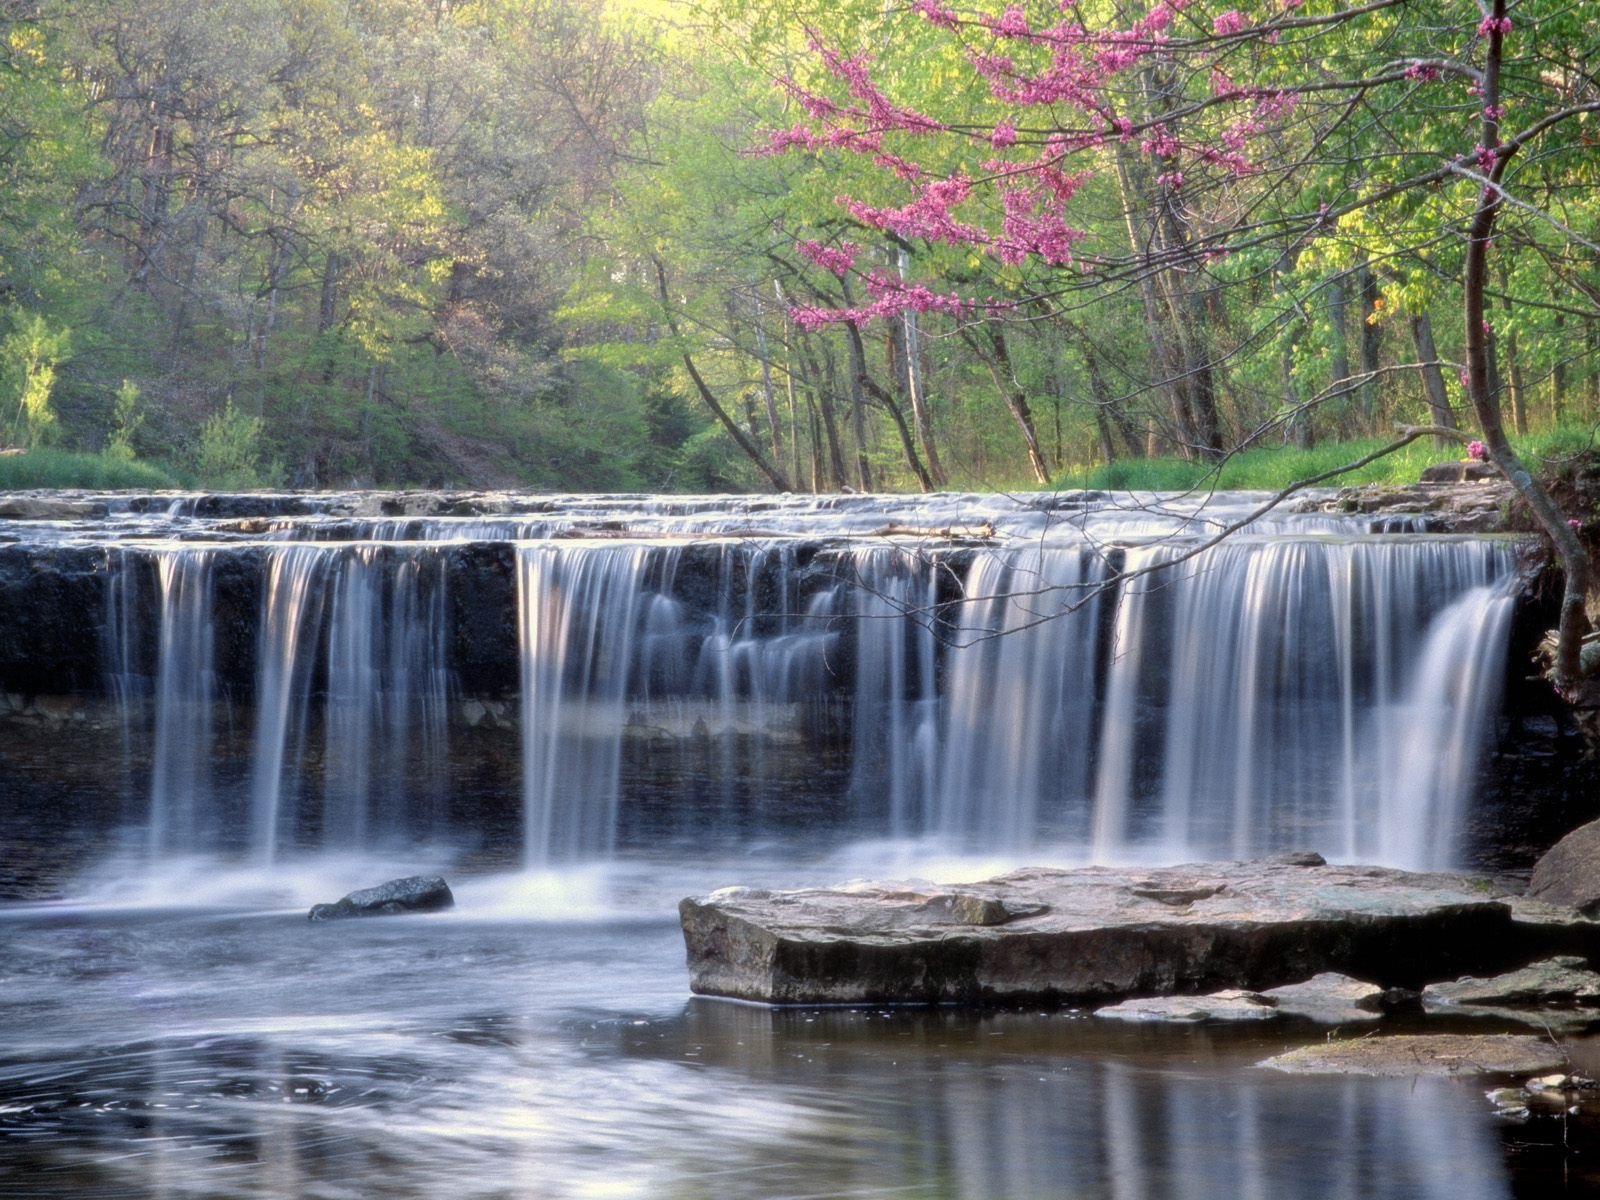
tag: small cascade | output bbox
[935,545,1109,847]
[517,543,657,865]
[320,549,453,850]
[1088,537,1515,867]
[250,545,330,863]
[144,550,222,854]
[845,547,942,836]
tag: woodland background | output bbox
[0,0,1596,493]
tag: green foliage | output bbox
[0,446,176,489]
[195,401,281,489]
[0,311,69,450]
[103,380,144,464]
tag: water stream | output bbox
[0,489,1577,1197]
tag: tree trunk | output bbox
[1327,274,1352,434]
[969,326,1051,484]
[898,248,947,486]
[1358,265,1382,431]
[1464,0,1589,687]
[1409,312,1456,449]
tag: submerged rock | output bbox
[1095,989,1278,1024]
[1260,1034,1565,1078]
[679,861,1554,1006]
[308,875,455,921]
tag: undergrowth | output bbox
[0,448,178,490]
[1066,426,1600,494]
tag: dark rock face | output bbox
[1529,819,1600,915]
[679,862,1598,1007]
[308,875,455,921]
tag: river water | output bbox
[1,851,1595,1199]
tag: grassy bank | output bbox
[0,449,179,491]
[1065,427,1600,493]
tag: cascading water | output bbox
[47,492,1525,874]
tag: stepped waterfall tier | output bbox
[0,490,1531,879]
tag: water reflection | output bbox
[1,901,1578,1199]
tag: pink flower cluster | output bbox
[1477,15,1512,36]
[789,275,984,331]
[1404,61,1441,81]
[911,0,959,29]
[796,240,858,277]
[1212,10,1248,35]
[1466,440,1488,462]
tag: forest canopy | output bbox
[0,0,1595,494]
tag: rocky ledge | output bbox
[679,859,1600,1006]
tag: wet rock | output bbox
[308,875,455,921]
[1095,989,1279,1024]
[679,861,1550,1006]
[1486,1086,1532,1120]
[1265,850,1327,867]
[1529,819,1600,916]
[1260,1034,1565,1078]
[1259,972,1386,1024]
[1422,956,1600,1020]
[0,496,107,520]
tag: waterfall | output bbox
[75,496,1523,873]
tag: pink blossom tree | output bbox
[765,0,1596,685]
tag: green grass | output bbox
[0,448,179,490]
[1064,426,1600,493]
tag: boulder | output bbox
[1259,972,1388,1024]
[1529,819,1600,915]
[1260,1034,1565,1078]
[679,861,1556,1006]
[308,875,455,921]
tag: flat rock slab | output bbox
[680,862,1542,1006]
[1261,1035,1566,1078]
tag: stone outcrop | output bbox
[308,875,455,921]
[1529,819,1600,915]
[1423,956,1600,1008]
[1417,461,1500,485]
[1292,479,1514,532]
[678,861,1581,1006]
